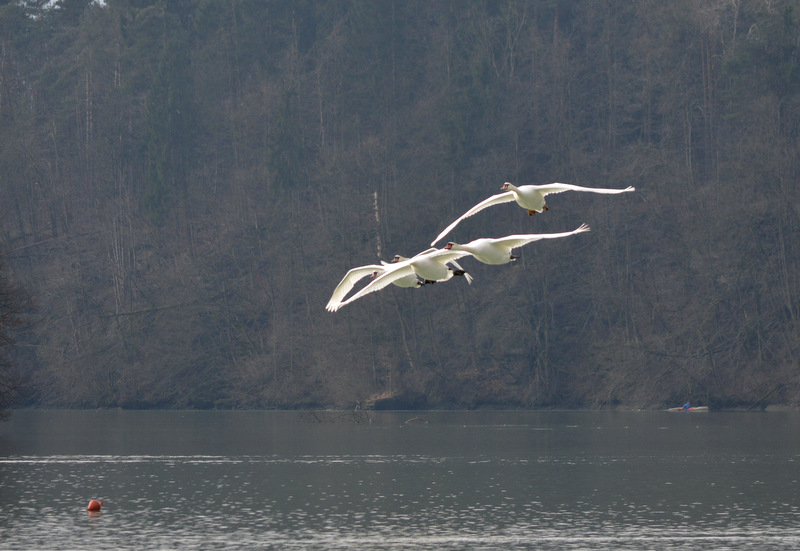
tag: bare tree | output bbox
[0,248,32,418]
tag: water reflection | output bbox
[0,410,799,550]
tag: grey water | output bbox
[0,410,798,550]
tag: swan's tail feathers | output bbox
[447,259,473,284]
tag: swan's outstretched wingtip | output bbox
[431,230,450,246]
[577,223,591,233]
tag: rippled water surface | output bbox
[1,410,799,549]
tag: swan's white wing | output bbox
[423,248,474,263]
[431,191,516,246]
[403,247,473,266]
[410,247,441,259]
[335,263,418,311]
[326,264,384,312]
[536,183,636,197]
[488,223,591,249]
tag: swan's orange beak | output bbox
[501,182,510,190]
[444,243,453,250]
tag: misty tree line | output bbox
[0,0,798,409]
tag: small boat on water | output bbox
[666,405,709,412]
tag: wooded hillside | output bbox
[1,0,799,409]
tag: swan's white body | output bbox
[329,248,473,311]
[444,224,590,265]
[431,182,634,245]
[325,260,422,312]
[392,248,473,283]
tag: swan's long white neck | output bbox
[445,242,471,253]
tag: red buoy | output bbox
[87,499,104,512]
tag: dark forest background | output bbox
[1,0,799,409]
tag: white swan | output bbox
[325,259,424,312]
[329,248,474,312]
[444,224,590,264]
[431,182,634,245]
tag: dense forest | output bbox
[0,250,29,416]
[1,0,799,409]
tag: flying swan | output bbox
[328,248,474,312]
[431,182,634,245]
[444,224,590,265]
[325,260,423,312]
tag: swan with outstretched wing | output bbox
[431,182,633,245]
[444,224,590,265]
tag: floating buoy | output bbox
[87,499,104,512]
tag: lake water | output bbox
[0,410,798,550]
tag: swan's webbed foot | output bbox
[527,210,536,216]
[451,269,466,277]
[423,279,437,285]
[509,254,518,261]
